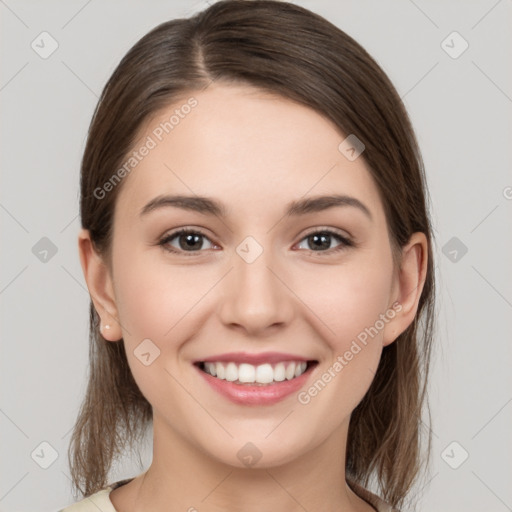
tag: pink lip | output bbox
[195,351,312,366]
[194,362,317,406]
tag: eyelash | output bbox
[158,227,354,257]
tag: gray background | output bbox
[1,0,511,511]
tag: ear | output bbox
[78,228,122,341]
[382,232,428,346]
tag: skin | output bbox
[78,83,427,512]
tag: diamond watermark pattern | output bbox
[134,338,161,366]
[338,134,365,161]
[31,31,59,59]
[31,441,59,469]
[32,237,58,263]
[237,442,262,467]
[442,236,468,263]
[441,441,469,469]
[236,236,263,264]
[441,31,469,59]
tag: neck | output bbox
[127,414,374,512]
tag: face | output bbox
[86,83,414,469]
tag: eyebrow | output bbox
[139,194,372,221]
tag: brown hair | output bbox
[70,1,435,509]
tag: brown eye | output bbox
[159,229,215,254]
[296,230,353,254]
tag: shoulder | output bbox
[57,479,133,512]
[57,488,115,512]
[57,477,396,512]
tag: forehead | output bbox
[114,83,384,223]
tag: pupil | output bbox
[180,233,202,250]
[310,233,330,250]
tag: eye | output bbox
[159,228,216,255]
[158,227,354,256]
[295,229,353,254]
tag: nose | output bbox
[217,244,295,336]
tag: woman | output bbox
[60,1,435,510]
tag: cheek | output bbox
[293,267,393,416]
[296,259,393,344]
[112,250,224,392]
[114,249,215,341]
[291,253,394,402]
[112,254,213,409]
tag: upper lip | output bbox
[194,352,316,366]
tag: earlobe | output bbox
[78,228,122,342]
[382,232,428,346]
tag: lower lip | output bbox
[195,364,315,405]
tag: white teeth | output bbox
[225,362,238,382]
[255,364,273,384]
[205,362,216,376]
[273,362,286,382]
[201,360,310,384]
[285,363,296,380]
[295,362,307,377]
[239,363,256,383]
[215,362,225,379]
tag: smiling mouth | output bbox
[195,360,318,386]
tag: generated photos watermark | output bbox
[297,301,402,405]
[93,97,198,200]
